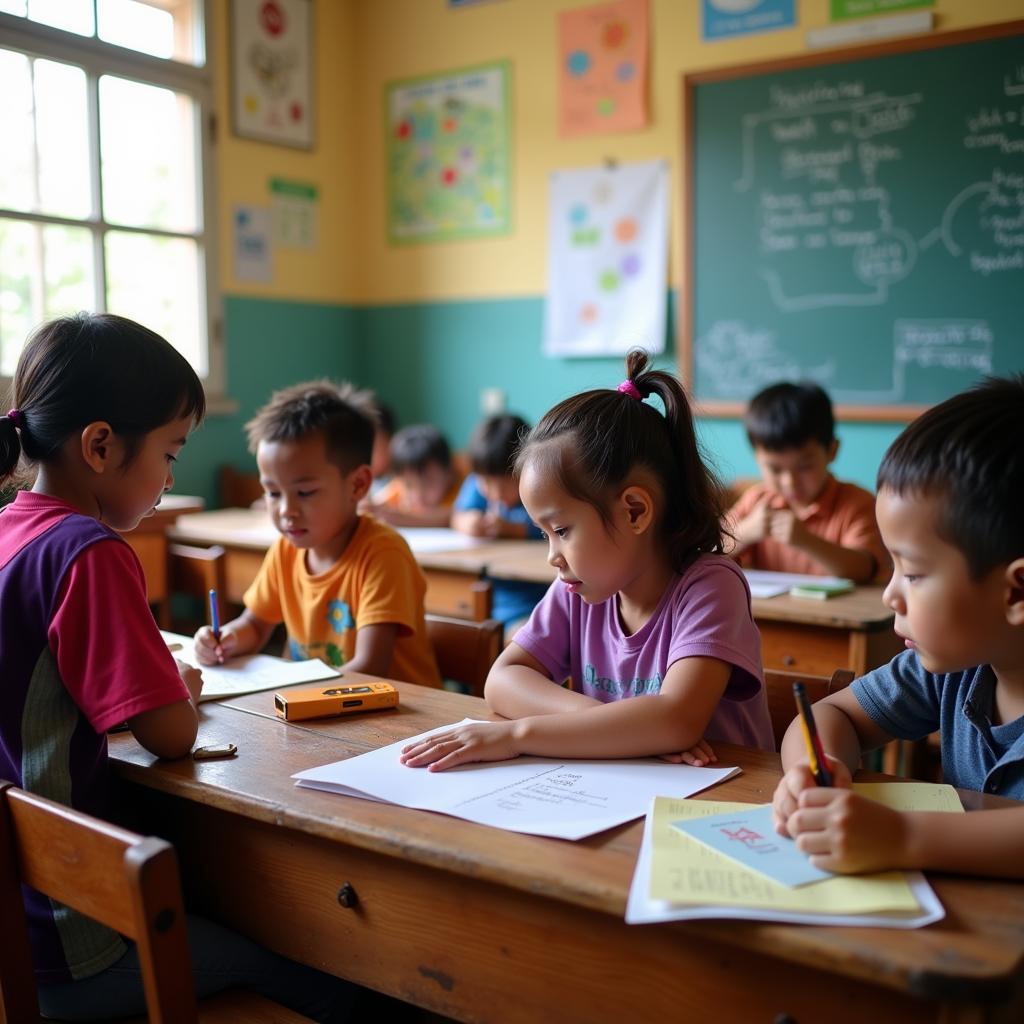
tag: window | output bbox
[0,1,222,392]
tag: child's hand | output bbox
[787,789,910,873]
[399,722,518,771]
[193,625,239,666]
[735,494,771,547]
[772,755,852,835]
[767,507,810,548]
[658,738,717,766]
[480,512,504,538]
[175,659,203,704]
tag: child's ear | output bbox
[619,485,654,534]
[349,464,373,502]
[80,422,118,474]
[1005,558,1024,627]
[826,438,840,463]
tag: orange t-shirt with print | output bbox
[727,475,891,583]
[243,515,440,685]
[373,472,463,513]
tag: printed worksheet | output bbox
[293,718,741,840]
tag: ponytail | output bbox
[0,410,23,490]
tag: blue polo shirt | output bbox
[853,651,1024,799]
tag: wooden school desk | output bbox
[107,680,1024,1023]
[122,493,204,626]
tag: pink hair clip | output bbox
[616,380,643,401]
[6,409,23,429]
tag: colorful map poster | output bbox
[702,0,795,41]
[559,0,649,138]
[544,160,668,357]
[385,61,511,244]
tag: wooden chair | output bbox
[169,542,226,600]
[426,614,503,698]
[0,781,310,1024]
[764,667,855,751]
[423,571,493,621]
[218,465,264,510]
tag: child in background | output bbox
[367,400,395,499]
[369,423,462,527]
[727,381,889,584]
[0,314,353,1022]
[451,413,549,627]
[195,380,440,686]
[773,376,1024,879]
[401,351,772,771]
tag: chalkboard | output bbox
[682,21,1024,419]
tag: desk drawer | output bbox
[760,622,852,676]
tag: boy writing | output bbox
[195,380,440,685]
[727,381,889,583]
[369,424,462,528]
[773,375,1024,878]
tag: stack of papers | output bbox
[395,527,487,554]
[292,718,742,840]
[161,631,339,702]
[744,569,855,599]
[626,782,962,927]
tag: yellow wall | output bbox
[349,0,1022,304]
[213,0,358,302]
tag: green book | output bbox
[789,580,855,600]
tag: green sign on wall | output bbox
[831,0,932,19]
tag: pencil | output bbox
[793,682,833,787]
[208,588,221,643]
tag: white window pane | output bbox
[0,1,28,16]
[98,0,203,65]
[105,231,204,373]
[100,76,199,232]
[27,0,94,36]
[0,49,36,214]
[35,60,92,219]
[0,219,93,377]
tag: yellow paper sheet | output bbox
[649,782,963,915]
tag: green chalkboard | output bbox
[682,21,1024,419]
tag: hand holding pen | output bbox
[193,588,237,665]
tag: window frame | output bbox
[0,3,226,400]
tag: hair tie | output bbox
[616,380,643,401]
[6,409,23,429]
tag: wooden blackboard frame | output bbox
[680,19,1024,422]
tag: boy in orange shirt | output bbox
[727,382,889,584]
[195,380,440,684]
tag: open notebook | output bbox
[161,631,339,702]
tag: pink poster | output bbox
[559,0,649,138]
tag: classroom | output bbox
[1,1,1024,1021]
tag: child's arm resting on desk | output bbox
[401,655,732,770]
[127,660,201,759]
[194,609,276,665]
[344,622,398,677]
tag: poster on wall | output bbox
[544,160,668,358]
[385,61,512,244]
[831,0,931,18]
[231,0,314,149]
[270,178,318,249]
[559,0,649,138]
[702,0,795,41]
[233,205,273,282]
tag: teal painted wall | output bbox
[172,295,359,504]
[356,294,905,493]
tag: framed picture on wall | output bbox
[385,61,512,244]
[231,0,314,149]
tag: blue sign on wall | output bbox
[702,0,796,41]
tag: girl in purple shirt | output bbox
[402,350,772,772]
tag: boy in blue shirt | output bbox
[773,375,1024,878]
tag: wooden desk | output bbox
[122,494,204,626]
[108,682,1024,1023]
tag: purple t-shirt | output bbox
[512,554,773,750]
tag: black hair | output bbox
[245,379,374,472]
[744,381,835,451]
[390,424,451,474]
[0,312,205,490]
[877,374,1024,579]
[514,350,725,572]
[375,402,396,437]
[468,414,531,477]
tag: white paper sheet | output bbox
[744,569,855,599]
[625,797,944,927]
[293,718,741,840]
[162,632,339,702]
[394,528,487,554]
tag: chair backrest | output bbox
[425,614,503,698]
[423,573,493,622]
[218,465,264,510]
[764,668,855,751]
[169,542,226,603]
[0,781,198,1024]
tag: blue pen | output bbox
[208,588,221,643]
